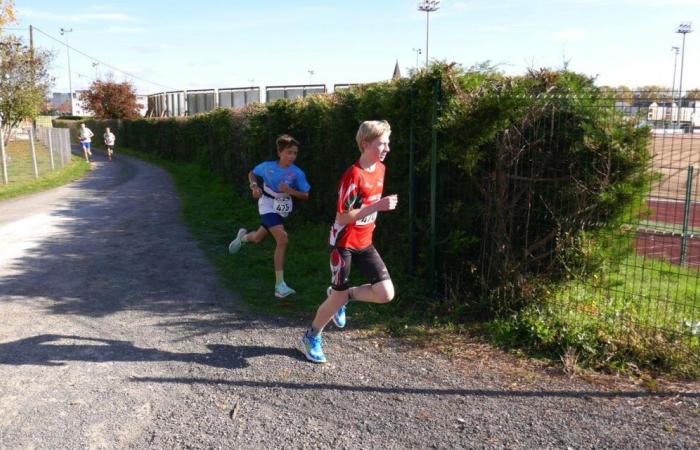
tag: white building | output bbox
[49,91,93,117]
[647,102,696,123]
[136,95,148,117]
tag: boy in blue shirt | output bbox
[228,135,311,298]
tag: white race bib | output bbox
[356,211,377,226]
[273,196,293,217]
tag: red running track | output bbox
[635,200,700,268]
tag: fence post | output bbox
[63,129,70,166]
[47,128,55,170]
[0,116,8,184]
[29,127,39,179]
[680,165,694,266]
[408,85,416,275]
[429,77,439,293]
[58,129,65,167]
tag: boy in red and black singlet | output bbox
[301,120,398,364]
[329,160,385,249]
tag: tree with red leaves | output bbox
[80,78,140,119]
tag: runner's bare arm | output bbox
[247,171,262,199]
[335,195,398,226]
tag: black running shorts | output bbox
[329,245,391,291]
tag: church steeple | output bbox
[392,60,402,80]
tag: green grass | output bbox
[0,140,89,201]
[120,147,427,323]
[122,147,700,378]
[489,244,700,378]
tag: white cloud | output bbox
[552,29,587,42]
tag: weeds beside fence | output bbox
[59,64,699,376]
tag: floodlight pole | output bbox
[60,28,74,115]
[671,46,679,107]
[412,47,422,69]
[676,22,692,128]
[418,1,440,68]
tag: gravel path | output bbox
[0,151,698,449]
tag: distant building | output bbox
[648,102,695,124]
[136,95,148,117]
[49,91,92,117]
[50,91,148,117]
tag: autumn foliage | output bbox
[0,0,16,28]
[80,79,141,119]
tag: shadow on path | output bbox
[0,153,277,333]
[131,375,700,399]
[0,334,304,369]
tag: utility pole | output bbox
[30,25,36,129]
[0,115,7,184]
[60,28,74,115]
[29,25,34,58]
[418,1,440,68]
[676,22,693,128]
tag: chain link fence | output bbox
[1,126,72,186]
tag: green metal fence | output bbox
[413,85,699,363]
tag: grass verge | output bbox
[488,240,700,379]
[122,147,700,379]
[0,140,89,201]
[120,147,430,325]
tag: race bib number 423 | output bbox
[273,196,293,217]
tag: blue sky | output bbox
[8,0,700,95]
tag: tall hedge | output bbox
[62,64,651,317]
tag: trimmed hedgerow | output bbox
[59,64,651,319]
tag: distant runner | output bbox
[103,127,116,161]
[78,123,94,163]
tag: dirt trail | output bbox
[1,152,697,449]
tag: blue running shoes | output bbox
[301,332,326,363]
[228,228,247,255]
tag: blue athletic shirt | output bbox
[253,161,310,216]
[253,161,310,193]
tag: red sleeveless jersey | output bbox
[329,161,385,249]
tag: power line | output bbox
[32,26,176,92]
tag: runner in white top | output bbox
[103,127,116,161]
[78,123,94,163]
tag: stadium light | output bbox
[671,46,679,103]
[676,22,692,127]
[417,0,440,68]
[59,28,73,115]
[412,47,422,69]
